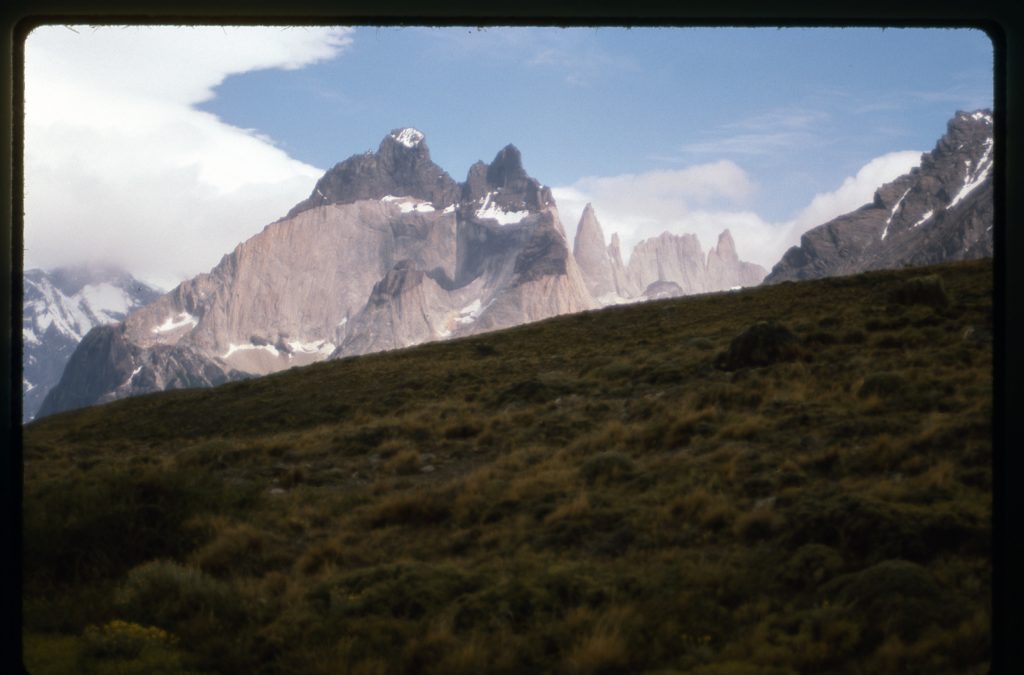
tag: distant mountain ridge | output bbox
[572,203,767,304]
[22,266,161,422]
[764,110,994,283]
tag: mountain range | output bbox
[31,109,993,419]
[36,130,765,418]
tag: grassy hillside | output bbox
[22,259,992,674]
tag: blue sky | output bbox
[25,25,992,288]
[199,27,992,220]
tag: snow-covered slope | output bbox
[23,267,161,422]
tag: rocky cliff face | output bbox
[39,129,595,417]
[22,266,161,422]
[764,110,994,283]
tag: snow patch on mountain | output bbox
[222,342,280,359]
[286,338,336,357]
[153,312,199,334]
[23,266,162,423]
[456,298,493,326]
[382,195,438,213]
[882,187,912,240]
[475,192,530,225]
[392,127,424,148]
[949,138,993,209]
[913,210,935,228]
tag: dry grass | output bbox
[22,259,992,674]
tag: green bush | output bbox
[189,522,288,577]
[115,560,246,630]
[822,559,959,643]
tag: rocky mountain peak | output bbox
[765,109,994,284]
[575,203,602,240]
[462,144,553,213]
[713,229,738,261]
[388,127,425,149]
[572,202,619,299]
[286,129,459,218]
[486,144,528,187]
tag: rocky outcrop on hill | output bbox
[39,129,594,417]
[765,110,994,283]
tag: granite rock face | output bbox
[764,110,994,284]
[572,203,638,302]
[40,130,594,417]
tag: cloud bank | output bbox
[554,150,922,271]
[24,25,352,289]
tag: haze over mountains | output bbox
[30,110,994,419]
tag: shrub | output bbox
[887,274,950,309]
[189,521,287,577]
[821,559,958,644]
[689,337,715,351]
[564,617,630,674]
[367,489,452,528]
[23,466,218,583]
[580,452,636,485]
[715,321,804,371]
[804,331,838,346]
[841,329,867,344]
[733,509,783,542]
[780,544,844,589]
[383,448,422,475]
[857,372,908,399]
[115,560,245,630]
[81,619,179,659]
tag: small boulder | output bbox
[887,274,950,309]
[715,321,803,370]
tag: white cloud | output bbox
[24,25,353,289]
[783,150,923,243]
[553,150,923,271]
[555,160,759,264]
